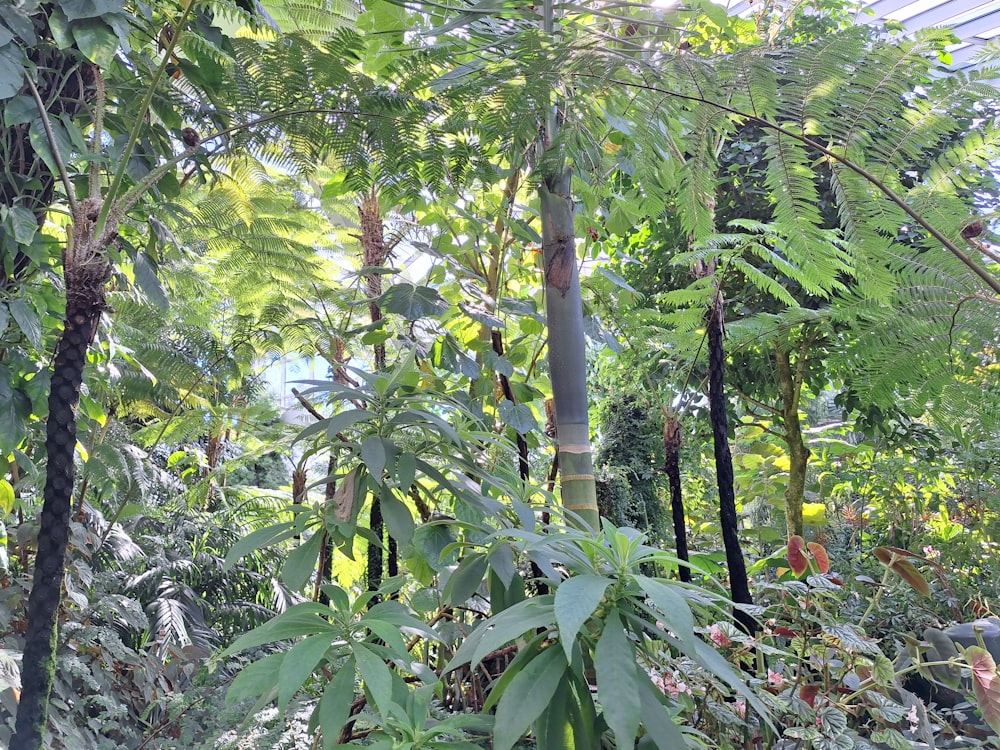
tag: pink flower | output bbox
[709,624,732,648]
[907,704,919,731]
[767,669,786,688]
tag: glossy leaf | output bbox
[354,642,393,714]
[277,634,332,707]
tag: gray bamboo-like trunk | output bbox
[540,171,599,530]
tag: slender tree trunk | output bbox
[774,342,811,539]
[359,190,388,591]
[12,207,111,750]
[663,416,690,583]
[700,269,756,636]
[492,330,530,482]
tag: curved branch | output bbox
[23,71,78,218]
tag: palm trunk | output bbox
[12,215,111,750]
[774,342,810,539]
[703,276,757,636]
[663,417,690,583]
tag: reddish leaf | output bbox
[967,646,1000,735]
[872,547,930,596]
[787,535,808,577]
[807,542,830,574]
[799,684,819,707]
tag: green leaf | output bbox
[0,373,28,453]
[2,96,35,127]
[71,18,118,67]
[29,118,74,181]
[278,634,333,708]
[7,206,37,245]
[497,401,538,434]
[596,265,639,295]
[0,45,25,101]
[223,521,297,571]
[444,552,488,605]
[447,597,555,669]
[61,0,126,21]
[635,575,697,649]
[482,349,514,376]
[8,298,41,349]
[379,283,449,319]
[362,435,389,480]
[967,646,1000,734]
[133,252,169,311]
[317,657,357,750]
[638,676,687,749]
[380,490,414,546]
[283,531,325,591]
[554,574,609,660]
[493,645,566,750]
[227,652,286,705]
[394,451,416,489]
[353,642,393,714]
[223,604,338,656]
[595,609,642,749]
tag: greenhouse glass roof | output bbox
[724,0,1000,69]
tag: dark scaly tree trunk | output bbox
[774,340,811,539]
[359,190,389,592]
[12,201,112,750]
[663,416,690,583]
[699,266,757,636]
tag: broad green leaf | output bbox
[493,645,566,750]
[379,490,414,546]
[0,45,25,101]
[29,118,74,183]
[71,18,118,67]
[223,604,338,655]
[362,435,388,480]
[447,597,555,669]
[595,609,641,748]
[278,634,333,707]
[967,646,1000,734]
[635,575,696,649]
[365,601,443,643]
[353,642,393,714]
[638,676,687,749]
[394,451,416,489]
[596,265,639,295]
[379,283,449,319]
[7,205,37,245]
[283,531,325,591]
[133,252,168,310]
[482,348,513,376]
[554,574,609,660]
[318,657,357,750]
[61,0,126,21]
[0,373,28,453]
[223,521,297,571]
[227,651,286,705]
[8,298,41,349]
[444,552,488,605]
[497,400,538,434]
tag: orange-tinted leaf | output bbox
[807,542,830,574]
[799,684,819,707]
[872,547,931,596]
[787,535,808,577]
[967,646,1000,735]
